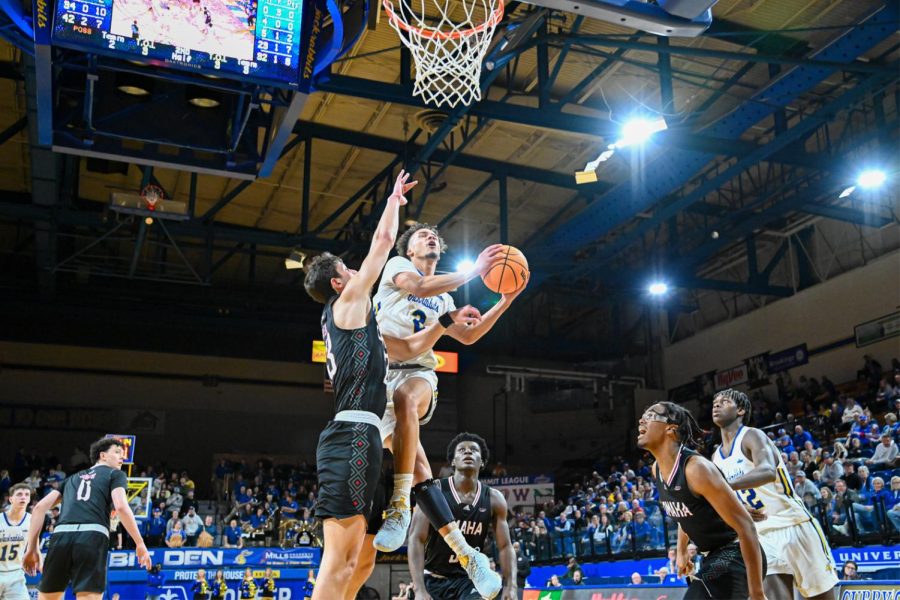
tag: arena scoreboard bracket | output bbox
[46,0,328,90]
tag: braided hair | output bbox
[446,432,490,470]
[656,402,707,449]
[714,388,752,424]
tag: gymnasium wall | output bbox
[662,251,900,389]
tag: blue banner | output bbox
[766,343,809,373]
[833,545,900,571]
[108,547,320,569]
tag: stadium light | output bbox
[857,169,887,190]
[617,117,668,148]
[455,259,476,273]
[648,282,669,296]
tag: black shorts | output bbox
[366,449,395,534]
[424,574,480,600]
[685,541,767,600]
[39,531,109,594]
[315,420,382,521]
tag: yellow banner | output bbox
[312,340,326,363]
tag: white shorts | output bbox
[379,367,438,442]
[0,569,29,600]
[759,519,838,597]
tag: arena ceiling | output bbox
[0,0,897,363]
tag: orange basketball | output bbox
[481,245,529,294]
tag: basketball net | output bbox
[383,0,504,108]
[141,184,164,211]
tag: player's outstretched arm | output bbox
[22,490,61,575]
[446,274,528,345]
[393,244,505,298]
[406,508,433,600]
[112,487,152,569]
[491,489,517,600]
[728,428,778,491]
[383,305,481,361]
[685,457,767,600]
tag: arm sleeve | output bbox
[380,256,417,289]
[111,469,128,491]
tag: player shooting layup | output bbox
[302,171,485,600]
[0,483,32,600]
[712,389,838,599]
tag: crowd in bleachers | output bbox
[507,356,900,586]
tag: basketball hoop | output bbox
[141,184,165,211]
[383,0,504,107]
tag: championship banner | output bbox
[480,475,554,511]
[104,434,137,464]
[854,311,900,348]
[766,343,809,374]
[126,477,153,519]
[744,352,770,388]
[715,364,748,391]
[108,547,321,569]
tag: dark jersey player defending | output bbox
[637,402,767,600]
[23,437,151,600]
[408,433,516,600]
[303,171,481,600]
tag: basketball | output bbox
[481,245,529,294]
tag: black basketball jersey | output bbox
[58,465,127,528]
[654,446,737,553]
[321,296,389,417]
[424,478,492,578]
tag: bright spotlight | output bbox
[617,117,667,148]
[648,282,669,296]
[857,169,887,189]
[455,259,476,273]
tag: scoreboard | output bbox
[51,0,310,87]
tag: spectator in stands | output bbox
[852,470,878,533]
[555,512,574,556]
[847,437,870,461]
[613,510,633,553]
[168,487,184,514]
[144,507,167,547]
[571,570,585,585]
[546,574,562,588]
[841,561,861,581]
[820,451,844,485]
[857,465,873,496]
[588,514,613,554]
[629,572,643,586]
[166,520,186,548]
[800,451,818,479]
[182,489,198,514]
[223,518,243,549]
[146,563,165,600]
[198,516,217,548]
[182,506,203,546]
[882,413,898,439]
[842,462,862,490]
[818,486,837,525]
[632,510,654,551]
[513,542,530,588]
[843,398,864,427]
[793,472,821,500]
[166,509,182,535]
[785,452,802,478]
[866,433,899,470]
[793,425,815,450]
[686,543,701,573]
[886,476,900,534]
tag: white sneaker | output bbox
[373,503,411,552]
[463,552,502,599]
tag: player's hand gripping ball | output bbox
[481,245,529,294]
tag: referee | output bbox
[23,437,152,599]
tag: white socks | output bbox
[391,474,413,507]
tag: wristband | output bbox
[438,312,455,328]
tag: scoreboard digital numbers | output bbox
[51,0,306,87]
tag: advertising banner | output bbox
[715,364,748,390]
[480,475,554,511]
[766,343,809,373]
[107,547,321,569]
[855,311,900,348]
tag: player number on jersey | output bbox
[76,478,92,502]
[0,543,18,561]
[411,309,426,333]
[737,488,764,510]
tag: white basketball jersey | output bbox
[0,511,30,572]
[374,256,456,369]
[713,426,811,533]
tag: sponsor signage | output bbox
[481,475,554,510]
[833,545,900,570]
[715,364,748,390]
[312,340,326,363]
[837,583,900,600]
[744,352,770,388]
[855,311,900,348]
[435,350,459,374]
[523,588,686,600]
[105,434,137,464]
[766,343,809,374]
[108,548,321,569]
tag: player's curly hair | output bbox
[446,432,490,469]
[714,388,752,424]
[90,437,125,463]
[395,222,448,257]
[303,252,342,304]
[652,402,707,449]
